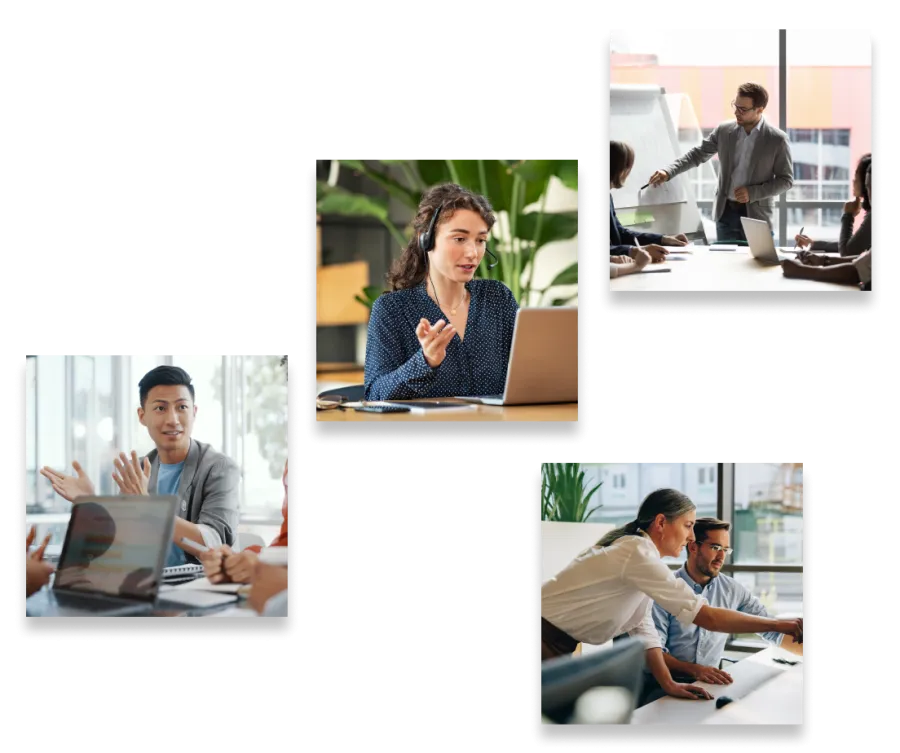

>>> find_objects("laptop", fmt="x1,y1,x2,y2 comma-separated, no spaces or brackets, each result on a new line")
456,307,577,406
741,216,798,265
27,495,237,616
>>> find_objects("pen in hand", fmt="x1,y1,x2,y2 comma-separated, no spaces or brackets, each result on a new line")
640,183,650,190
793,226,805,252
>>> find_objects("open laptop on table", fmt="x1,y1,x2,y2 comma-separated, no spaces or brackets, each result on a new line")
27,495,237,616
456,307,577,406
741,216,798,265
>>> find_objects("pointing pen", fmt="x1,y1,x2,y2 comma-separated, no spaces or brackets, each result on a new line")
181,537,210,554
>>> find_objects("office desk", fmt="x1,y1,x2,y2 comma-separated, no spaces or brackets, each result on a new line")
317,397,577,422
611,246,855,292
25,584,258,617
631,645,802,725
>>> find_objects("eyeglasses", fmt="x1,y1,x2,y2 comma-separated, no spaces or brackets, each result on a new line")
704,543,733,555
731,101,757,115
316,395,350,411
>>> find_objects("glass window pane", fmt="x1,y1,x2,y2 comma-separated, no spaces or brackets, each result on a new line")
26,357,37,509
590,464,717,562
731,572,803,645
733,463,803,565
36,356,67,512
240,356,288,518
173,356,225,453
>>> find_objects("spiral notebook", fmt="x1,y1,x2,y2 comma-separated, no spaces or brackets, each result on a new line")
162,564,205,583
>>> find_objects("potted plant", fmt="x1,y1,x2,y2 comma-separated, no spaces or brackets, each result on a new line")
316,159,578,308
540,463,612,583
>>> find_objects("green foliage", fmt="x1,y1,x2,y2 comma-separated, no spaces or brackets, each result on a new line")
541,463,603,522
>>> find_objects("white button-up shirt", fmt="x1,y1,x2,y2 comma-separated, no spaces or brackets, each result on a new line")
541,531,706,649
729,116,764,200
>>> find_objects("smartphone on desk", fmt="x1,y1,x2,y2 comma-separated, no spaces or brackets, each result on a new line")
354,404,411,414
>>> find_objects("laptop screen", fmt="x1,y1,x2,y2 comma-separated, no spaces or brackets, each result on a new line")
53,496,177,602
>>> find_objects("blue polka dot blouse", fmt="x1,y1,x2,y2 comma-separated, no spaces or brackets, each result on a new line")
364,279,519,400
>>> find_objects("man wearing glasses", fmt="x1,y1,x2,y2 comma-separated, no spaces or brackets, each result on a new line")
637,518,794,706
648,82,793,242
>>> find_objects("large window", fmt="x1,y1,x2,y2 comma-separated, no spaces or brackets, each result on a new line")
726,463,803,648
590,463,718,563
733,463,802,564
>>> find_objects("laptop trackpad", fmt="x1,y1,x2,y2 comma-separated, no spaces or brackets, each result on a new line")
456,395,504,406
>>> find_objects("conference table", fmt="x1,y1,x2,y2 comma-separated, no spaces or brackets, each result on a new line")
610,245,857,292
631,645,802,725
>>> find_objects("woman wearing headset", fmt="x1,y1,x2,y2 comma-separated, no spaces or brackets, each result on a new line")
364,183,519,401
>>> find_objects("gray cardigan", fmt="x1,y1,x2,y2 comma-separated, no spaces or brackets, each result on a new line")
147,438,240,554
812,212,871,257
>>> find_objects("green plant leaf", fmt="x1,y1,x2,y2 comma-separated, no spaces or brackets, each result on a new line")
354,285,386,309
557,160,578,190
338,161,420,208
316,183,390,222
336,157,366,172
550,294,579,307
548,262,578,288
416,160,453,187
515,211,578,250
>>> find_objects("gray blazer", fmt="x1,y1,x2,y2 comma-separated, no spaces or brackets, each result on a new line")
665,117,793,230
147,438,240,553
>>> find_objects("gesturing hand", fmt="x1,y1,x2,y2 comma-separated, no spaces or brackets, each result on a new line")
26,525,52,561
693,665,734,685
40,461,95,503
112,451,151,495
416,318,456,368
649,169,669,186
734,186,750,203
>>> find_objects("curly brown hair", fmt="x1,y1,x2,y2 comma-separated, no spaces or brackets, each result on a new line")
386,183,496,291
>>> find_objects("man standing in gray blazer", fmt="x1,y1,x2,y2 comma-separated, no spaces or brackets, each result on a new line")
648,82,793,242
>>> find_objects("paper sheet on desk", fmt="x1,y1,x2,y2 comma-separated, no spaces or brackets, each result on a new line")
161,577,245,594
204,606,259,617
632,660,784,724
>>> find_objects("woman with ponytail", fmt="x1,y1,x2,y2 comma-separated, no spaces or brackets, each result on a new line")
541,488,803,702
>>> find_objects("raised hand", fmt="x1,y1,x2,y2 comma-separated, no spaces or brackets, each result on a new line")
112,451,150,495
40,461,95,503
843,196,861,216
416,318,456,368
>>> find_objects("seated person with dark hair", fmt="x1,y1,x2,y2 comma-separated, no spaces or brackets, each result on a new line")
639,518,800,707
782,165,872,291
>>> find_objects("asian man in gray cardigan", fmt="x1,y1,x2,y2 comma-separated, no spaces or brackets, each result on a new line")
648,82,793,242
40,365,240,567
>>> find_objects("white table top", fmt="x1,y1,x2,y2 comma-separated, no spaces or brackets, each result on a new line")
631,645,802,725
611,245,855,292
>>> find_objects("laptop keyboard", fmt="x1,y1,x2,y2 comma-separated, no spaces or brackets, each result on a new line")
52,590,137,611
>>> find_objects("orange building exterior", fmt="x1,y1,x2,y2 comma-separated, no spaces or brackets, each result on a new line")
611,58,872,169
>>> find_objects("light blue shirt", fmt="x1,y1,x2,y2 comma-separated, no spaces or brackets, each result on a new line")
651,565,782,670
729,116,764,200
158,461,185,567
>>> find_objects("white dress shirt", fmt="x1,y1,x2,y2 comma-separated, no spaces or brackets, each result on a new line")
541,531,706,649
853,249,872,285
729,116,764,201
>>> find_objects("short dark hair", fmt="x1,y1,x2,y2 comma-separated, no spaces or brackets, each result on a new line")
693,517,731,545
855,153,872,212
737,82,768,110
139,365,195,407
610,141,635,189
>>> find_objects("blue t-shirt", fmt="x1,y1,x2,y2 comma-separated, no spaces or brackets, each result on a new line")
158,461,186,567
364,279,519,400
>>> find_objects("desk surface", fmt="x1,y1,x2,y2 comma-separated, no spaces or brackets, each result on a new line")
631,645,802,725
611,246,856,292
317,397,577,422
